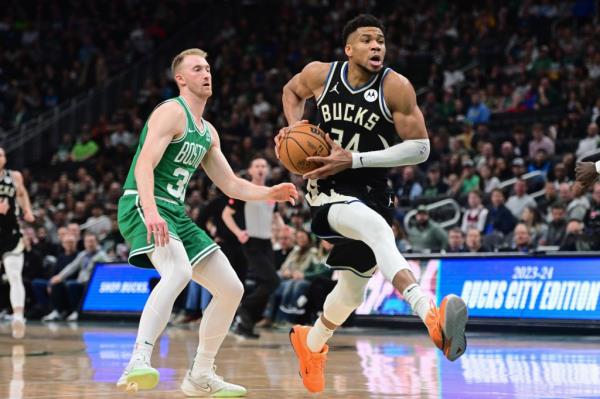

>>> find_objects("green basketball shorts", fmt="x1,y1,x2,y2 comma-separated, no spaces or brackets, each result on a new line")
117,190,219,268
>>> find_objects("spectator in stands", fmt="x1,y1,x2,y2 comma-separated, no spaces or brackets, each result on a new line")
408,205,448,253
445,228,467,253
109,122,135,149
540,203,567,247
575,122,599,158
41,233,110,322
465,228,490,253
396,166,423,206
528,123,555,160
459,159,481,196
422,164,449,199
500,141,516,164
495,158,512,181
551,163,570,184
272,229,317,325
560,182,590,221
273,225,296,270
559,220,588,251
484,188,517,236
474,142,494,169
465,93,490,125
478,164,500,194
461,190,488,233
70,131,99,163
528,149,552,178
503,223,534,253
303,240,335,324
520,206,548,247
31,233,79,316
52,134,75,165
512,127,529,160
82,203,111,239
537,181,559,220
506,179,536,219
511,157,527,178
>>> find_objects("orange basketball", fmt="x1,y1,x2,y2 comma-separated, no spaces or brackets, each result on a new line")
278,123,331,175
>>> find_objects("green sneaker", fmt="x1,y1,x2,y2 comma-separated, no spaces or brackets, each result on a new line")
116,354,159,392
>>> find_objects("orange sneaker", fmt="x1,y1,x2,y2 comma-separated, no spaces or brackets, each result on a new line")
289,325,328,393
425,294,468,361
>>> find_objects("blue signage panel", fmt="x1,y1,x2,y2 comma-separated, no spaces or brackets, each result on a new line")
81,262,160,313
356,255,600,321
438,256,600,320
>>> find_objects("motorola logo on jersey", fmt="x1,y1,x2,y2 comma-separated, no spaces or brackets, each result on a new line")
364,89,378,102
320,103,381,131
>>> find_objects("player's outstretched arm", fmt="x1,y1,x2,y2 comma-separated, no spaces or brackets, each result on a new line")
203,123,298,204
276,62,330,158
135,101,183,246
12,170,34,223
305,72,430,179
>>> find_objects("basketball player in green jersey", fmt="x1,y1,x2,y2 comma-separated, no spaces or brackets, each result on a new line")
116,48,298,397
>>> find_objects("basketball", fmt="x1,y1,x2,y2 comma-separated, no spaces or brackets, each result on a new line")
278,123,331,175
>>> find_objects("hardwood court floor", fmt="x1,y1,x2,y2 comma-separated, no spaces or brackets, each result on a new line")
1,321,600,398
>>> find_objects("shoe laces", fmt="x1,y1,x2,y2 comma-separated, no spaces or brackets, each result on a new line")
306,352,327,375
129,352,151,369
193,365,224,382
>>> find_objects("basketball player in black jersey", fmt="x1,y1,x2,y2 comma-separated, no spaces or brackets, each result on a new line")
275,15,468,393
0,147,35,339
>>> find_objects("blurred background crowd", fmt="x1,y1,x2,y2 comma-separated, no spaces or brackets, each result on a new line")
1,0,599,328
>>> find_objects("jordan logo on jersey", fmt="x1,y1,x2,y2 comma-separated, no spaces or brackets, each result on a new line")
364,89,378,102
329,82,340,94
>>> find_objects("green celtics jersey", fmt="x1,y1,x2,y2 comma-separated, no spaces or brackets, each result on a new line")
123,96,212,206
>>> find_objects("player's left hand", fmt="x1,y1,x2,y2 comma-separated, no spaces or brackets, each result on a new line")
269,183,299,205
23,210,35,223
303,134,352,179
575,162,598,192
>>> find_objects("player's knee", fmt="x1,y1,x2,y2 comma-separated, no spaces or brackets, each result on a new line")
5,268,21,284
345,288,366,309
231,279,244,303
170,267,193,288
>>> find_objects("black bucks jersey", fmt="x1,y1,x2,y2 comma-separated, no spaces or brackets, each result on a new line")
307,61,400,276
0,169,21,253
307,61,398,206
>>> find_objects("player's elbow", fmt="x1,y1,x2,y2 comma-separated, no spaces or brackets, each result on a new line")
411,138,430,165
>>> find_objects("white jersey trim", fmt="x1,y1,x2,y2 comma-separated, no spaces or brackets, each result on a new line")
378,68,393,123
340,62,378,94
316,62,337,106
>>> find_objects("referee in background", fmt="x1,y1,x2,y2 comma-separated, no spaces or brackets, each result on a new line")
222,156,283,338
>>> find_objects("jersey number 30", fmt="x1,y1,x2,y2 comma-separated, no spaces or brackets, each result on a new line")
167,168,191,201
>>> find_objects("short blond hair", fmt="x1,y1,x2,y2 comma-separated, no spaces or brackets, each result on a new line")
171,48,208,76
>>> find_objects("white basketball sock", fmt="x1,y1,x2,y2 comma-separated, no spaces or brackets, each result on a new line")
403,283,431,321
307,317,334,353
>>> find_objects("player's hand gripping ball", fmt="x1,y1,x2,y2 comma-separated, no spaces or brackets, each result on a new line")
277,123,331,175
